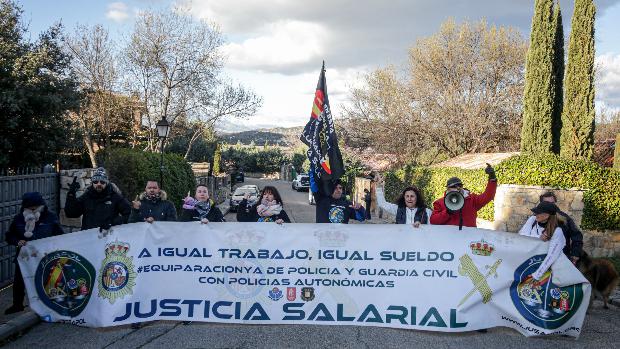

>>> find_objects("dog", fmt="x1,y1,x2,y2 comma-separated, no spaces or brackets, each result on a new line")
576,251,619,309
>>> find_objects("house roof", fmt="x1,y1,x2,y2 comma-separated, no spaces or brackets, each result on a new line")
431,152,520,169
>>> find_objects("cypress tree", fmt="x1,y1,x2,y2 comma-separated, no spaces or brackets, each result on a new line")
550,1,564,154
561,0,596,159
521,0,556,154
213,143,221,174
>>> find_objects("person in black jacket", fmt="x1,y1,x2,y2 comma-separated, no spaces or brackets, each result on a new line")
363,188,372,220
179,184,225,223
237,186,291,223
539,191,584,264
5,192,64,314
315,180,365,224
129,180,177,223
64,167,131,232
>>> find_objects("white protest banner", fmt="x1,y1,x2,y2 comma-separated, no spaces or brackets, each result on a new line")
18,222,590,337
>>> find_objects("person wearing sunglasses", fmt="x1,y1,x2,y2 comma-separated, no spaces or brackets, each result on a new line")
65,167,131,232
430,163,497,228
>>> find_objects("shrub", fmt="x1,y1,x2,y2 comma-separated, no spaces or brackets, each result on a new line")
221,147,288,173
384,154,620,230
99,148,196,210
384,166,493,221
495,154,620,230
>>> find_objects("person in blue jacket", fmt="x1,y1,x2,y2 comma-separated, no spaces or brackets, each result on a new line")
4,192,64,314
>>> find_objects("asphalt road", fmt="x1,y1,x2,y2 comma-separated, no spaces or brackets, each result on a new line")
225,178,315,223
5,179,620,348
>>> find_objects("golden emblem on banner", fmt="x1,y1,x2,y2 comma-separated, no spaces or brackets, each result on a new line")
458,254,502,307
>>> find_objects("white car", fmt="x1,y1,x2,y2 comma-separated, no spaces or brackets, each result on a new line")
292,174,310,191
229,185,260,211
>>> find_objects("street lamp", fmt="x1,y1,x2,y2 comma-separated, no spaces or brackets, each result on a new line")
156,118,170,189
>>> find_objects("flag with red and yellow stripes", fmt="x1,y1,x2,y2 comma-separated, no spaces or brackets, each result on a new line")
300,61,344,197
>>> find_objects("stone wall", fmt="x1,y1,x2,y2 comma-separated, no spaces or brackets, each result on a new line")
353,177,378,215
583,230,620,258
490,184,620,257
493,184,585,233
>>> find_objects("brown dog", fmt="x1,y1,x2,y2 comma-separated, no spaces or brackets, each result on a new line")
576,251,619,309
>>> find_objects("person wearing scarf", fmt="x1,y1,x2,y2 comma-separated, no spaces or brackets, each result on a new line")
129,180,177,223
4,192,64,314
179,185,225,223
237,186,291,224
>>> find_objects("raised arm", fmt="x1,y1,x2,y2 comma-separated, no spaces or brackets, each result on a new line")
375,186,398,217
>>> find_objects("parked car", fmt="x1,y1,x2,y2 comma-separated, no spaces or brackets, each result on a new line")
235,170,245,183
229,185,259,212
292,174,310,191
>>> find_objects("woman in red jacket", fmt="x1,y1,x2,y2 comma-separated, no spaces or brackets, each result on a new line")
430,164,497,228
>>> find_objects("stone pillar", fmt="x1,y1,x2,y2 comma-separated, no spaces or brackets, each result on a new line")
493,184,585,233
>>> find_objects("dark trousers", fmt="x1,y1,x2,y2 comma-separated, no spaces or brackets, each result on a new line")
365,201,372,220
12,263,25,307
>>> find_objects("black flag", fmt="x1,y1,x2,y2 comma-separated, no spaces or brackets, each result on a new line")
300,62,344,197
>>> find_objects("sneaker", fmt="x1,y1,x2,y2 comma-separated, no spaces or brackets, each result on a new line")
182,321,192,325
4,305,25,315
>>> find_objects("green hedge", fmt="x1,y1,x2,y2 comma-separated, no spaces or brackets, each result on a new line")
384,166,494,221
495,154,620,230
384,154,620,230
99,148,196,210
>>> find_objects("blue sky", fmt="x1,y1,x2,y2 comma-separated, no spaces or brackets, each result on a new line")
17,0,620,129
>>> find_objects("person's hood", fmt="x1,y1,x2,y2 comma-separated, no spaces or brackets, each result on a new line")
138,190,168,201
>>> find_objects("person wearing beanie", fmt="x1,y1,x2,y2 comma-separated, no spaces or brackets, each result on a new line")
4,192,64,314
315,180,365,224
129,180,177,223
518,201,567,282
429,163,497,228
64,167,131,231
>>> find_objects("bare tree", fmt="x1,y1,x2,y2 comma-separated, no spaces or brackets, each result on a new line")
184,82,262,159
341,66,428,165
65,24,138,167
342,20,527,164
409,20,527,156
124,9,226,151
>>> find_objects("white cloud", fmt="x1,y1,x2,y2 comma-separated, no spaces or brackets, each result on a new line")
222,20,328,74
176,0,620,128
596,53,620,110
106,2,130,23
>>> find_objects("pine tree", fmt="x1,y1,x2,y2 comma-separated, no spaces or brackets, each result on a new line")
561,0,596,159
550,1,564,154
521,0,556,154
212,143,221,175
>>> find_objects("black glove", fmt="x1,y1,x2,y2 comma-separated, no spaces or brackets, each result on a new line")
99,222,112,232
68,177,80,195
485,163,496,181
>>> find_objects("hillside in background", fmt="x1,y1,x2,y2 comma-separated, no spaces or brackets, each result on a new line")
220,126,304,147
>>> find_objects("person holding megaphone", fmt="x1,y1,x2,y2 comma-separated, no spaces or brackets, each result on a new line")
430,163,497,229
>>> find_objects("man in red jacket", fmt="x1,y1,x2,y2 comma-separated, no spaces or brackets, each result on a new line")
430,164,497,228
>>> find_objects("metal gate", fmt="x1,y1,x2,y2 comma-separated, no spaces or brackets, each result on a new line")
0,172,59,288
